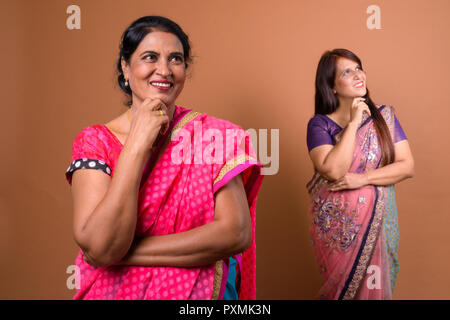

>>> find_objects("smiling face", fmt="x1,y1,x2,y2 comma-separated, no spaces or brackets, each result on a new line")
121,31,186,108
333,57,367,99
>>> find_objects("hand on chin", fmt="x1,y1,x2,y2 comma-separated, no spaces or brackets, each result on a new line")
139,93,171,107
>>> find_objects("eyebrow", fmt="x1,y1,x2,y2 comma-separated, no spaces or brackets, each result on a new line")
139,50,184,56
342,64,361,70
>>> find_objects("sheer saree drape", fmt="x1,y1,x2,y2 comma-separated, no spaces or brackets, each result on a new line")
307,106,399,300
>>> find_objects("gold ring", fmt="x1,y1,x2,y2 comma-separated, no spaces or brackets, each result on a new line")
157,110,164,117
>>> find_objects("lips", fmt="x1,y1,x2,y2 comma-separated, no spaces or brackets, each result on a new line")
149,80,173,90
354,81,365,89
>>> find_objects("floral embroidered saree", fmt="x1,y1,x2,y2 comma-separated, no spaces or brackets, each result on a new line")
66,106,263,300
307,105,400,300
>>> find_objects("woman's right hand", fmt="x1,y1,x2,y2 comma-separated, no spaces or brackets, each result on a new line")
349,97,371,126
126,98,170,153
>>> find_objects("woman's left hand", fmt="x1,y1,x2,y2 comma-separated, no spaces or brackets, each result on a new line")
327,173,369,191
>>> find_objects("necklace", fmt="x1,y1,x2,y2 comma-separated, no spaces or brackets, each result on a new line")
126,109,131,123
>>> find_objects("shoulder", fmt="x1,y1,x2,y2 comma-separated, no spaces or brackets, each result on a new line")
376,105,402,133
67,124,117,170
307,114,336,138
72,124,112,150
306,114,341,140
307,114,328,126
74,124,107,141
377,104,396,114
306,114,337,151
376,104,397,120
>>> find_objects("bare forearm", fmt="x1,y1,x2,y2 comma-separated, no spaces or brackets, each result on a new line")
118,221,247,267
364,159,414,186
79,145,149,265
322,122,359,180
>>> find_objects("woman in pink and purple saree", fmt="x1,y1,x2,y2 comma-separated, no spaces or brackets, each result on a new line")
306,49,414,300
65,16,263,300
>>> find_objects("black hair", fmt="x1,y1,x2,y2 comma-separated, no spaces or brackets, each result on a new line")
116,16,192,105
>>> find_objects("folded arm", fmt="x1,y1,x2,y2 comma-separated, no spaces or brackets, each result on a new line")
365,140,414,185
71,145,149,267
328,140,414,191
117,174,252,267
309,121,359,181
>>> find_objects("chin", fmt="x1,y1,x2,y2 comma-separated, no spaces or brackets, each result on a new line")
350,90,366,98
156,96,175,107
146,92,174,105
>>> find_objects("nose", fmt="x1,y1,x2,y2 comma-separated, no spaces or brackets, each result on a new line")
353,69,365,80
156,59,172,77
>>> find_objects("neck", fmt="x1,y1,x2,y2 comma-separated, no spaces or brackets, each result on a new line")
334,96,353,123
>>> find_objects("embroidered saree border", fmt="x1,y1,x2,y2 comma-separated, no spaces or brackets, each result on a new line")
384,185,400,293
339,186,386,300
146,110,202,176
169,111,247,300
168,112,254,300
338,107,393,299
211,260,223,300
381,106,399,293
213,154,258,186
139,110,202,190
170,111,202,138
162,110,202,154
170,111,241,300
359,105,387,129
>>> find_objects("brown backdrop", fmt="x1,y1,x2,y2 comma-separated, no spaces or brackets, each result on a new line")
1,0,449,299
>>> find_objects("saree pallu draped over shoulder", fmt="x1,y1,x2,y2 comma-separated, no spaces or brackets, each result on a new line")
70,106,263,300
307,106,399,300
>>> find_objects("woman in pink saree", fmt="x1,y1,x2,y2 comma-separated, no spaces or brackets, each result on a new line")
65,16,263,300
306,49,414,299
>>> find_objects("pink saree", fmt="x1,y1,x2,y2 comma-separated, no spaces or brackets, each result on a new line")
307,106,398,300
66,106,263,300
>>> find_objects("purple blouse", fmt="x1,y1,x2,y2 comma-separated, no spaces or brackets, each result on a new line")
307,111,407,152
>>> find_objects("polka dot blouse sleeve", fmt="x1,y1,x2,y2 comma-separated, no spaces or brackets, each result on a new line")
65,126,112,185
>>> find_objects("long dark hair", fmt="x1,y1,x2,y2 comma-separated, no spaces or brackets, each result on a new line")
314,48,395,166
116,16,192,105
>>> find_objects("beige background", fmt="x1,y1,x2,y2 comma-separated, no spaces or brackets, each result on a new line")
1,0,449,299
